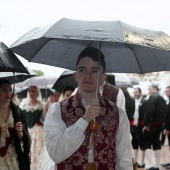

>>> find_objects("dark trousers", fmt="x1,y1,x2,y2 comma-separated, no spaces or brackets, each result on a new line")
131,125,144,150
143,125,162,150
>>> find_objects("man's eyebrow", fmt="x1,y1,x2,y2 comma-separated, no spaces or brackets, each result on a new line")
78,67,98,69
78,66,86,69
91,67,98,69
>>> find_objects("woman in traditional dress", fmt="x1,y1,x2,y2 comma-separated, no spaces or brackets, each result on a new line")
19,86,45,170
0,79,30,170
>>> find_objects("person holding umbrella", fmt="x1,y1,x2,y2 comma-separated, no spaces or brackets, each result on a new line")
44,47,132,170
0,79,30,170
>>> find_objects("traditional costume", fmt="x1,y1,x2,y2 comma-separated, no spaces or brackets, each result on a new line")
143,92,166,169
19,87,45,170
0,101,30,170
44,92,132,170
130,96,146,168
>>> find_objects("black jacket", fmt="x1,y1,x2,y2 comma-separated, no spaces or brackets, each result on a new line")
138,97,146,122
125,96,135,120
165,100,170,130
144,93,166,126
10,101,31,170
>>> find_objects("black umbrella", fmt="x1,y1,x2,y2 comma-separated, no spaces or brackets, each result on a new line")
52,70,132,92
0,68,37,83
10,18,170,74
0,42,28,73
106,73,132,86
52,70,77,93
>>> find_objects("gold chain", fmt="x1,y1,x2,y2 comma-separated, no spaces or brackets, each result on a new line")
0,119,8,132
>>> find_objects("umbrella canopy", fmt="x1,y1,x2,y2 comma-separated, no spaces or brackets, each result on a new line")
0,42,29,73
52,70,77,93
0,68,37,83
15,86,54,99
107,73,132,87
16,75,58,88
129,77,139,86
10,18,170,74
52,69,132,91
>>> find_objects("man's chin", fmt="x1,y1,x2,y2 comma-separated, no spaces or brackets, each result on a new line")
83,88,96,93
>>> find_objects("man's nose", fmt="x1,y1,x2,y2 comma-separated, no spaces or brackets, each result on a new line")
85,71,92,78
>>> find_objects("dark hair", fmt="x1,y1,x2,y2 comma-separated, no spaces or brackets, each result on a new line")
63,86,74,95
0,79,13,98
76,47,106,72
150,84,159,91
134,87,142,93
166,86,170,89
0,78,11,86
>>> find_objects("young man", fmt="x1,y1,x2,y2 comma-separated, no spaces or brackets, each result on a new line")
44,47,132,170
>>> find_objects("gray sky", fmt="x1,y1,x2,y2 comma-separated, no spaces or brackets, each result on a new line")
0,0,170,75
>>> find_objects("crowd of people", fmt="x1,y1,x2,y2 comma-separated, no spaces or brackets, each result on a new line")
123,85,170,170
0,47,170,170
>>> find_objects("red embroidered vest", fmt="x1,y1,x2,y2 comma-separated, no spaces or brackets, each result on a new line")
102,83,119,103
57,92,119,170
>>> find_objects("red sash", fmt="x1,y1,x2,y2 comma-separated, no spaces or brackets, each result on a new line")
0,127,15,156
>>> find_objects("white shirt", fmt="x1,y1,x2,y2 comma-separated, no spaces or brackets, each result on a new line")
134,96,142,119
44,102,133,170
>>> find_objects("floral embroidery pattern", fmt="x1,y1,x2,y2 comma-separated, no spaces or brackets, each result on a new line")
58,93,119,170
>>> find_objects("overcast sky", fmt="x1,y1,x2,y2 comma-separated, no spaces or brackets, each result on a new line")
0,0,170,76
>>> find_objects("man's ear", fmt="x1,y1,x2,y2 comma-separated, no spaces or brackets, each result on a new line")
73,72,78,82
102,73,107,83
100,73,107,86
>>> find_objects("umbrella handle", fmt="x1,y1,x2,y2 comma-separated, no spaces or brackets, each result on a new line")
95,42,101,101
11,72,16,99
90,121,98,131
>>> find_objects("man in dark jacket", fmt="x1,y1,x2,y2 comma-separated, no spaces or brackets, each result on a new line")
143,84,166,170
131,87,146,168
161,86,170,169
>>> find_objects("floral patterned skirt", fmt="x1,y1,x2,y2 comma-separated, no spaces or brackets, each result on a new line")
0,145,19,170
28,124,44,170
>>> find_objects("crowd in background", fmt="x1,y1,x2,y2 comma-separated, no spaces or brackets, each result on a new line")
1,75,170,170
121,84,170,170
